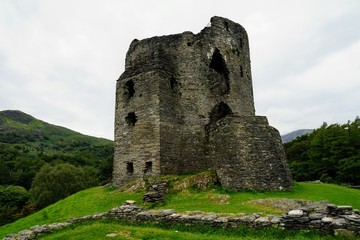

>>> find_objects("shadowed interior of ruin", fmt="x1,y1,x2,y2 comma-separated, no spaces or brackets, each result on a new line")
208,48,230,96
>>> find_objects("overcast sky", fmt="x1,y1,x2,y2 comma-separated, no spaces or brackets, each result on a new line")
1,0,359,140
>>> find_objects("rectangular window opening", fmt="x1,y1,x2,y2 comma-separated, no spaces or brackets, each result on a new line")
126,162,134,175
144,161,153,173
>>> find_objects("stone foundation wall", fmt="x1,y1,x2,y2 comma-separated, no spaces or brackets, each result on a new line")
5,202,359,239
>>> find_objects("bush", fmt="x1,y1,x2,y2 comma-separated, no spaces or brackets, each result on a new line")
0,185,31,225
31,163,98,209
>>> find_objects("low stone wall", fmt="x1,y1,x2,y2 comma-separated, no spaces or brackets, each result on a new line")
3,202,359,239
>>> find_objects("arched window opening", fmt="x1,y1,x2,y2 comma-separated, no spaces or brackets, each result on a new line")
240,66,244,77
125,112,137,126
124,80,135,99
208,49,230,96
210,49,229,78
205,102,233,138
208,102,233,125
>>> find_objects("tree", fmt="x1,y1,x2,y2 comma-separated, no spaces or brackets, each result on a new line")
284,117,360,185
31,163,98,209
336,156,360,184
0,185,32,225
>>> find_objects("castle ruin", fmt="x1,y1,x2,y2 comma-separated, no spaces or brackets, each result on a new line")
113,16,292,191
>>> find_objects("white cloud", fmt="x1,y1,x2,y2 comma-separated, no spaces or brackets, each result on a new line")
0,0,360,139
259,40,360,134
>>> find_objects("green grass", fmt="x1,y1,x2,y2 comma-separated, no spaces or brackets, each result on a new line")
160,182,360,214
39,220,348,240
0,187,143,238
1,182,359,239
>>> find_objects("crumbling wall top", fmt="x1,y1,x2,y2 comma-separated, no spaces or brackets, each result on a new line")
119,16,250,81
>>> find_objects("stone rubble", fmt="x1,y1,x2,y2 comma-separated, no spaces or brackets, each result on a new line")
142,181,169,203
3,201,359,239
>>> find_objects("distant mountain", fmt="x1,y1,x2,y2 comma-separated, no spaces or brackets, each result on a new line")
281,129,313,143
0,110,109,143
0,110,34,124
0,110,114,189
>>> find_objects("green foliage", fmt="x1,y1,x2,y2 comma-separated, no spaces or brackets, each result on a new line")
0,185,32,225
31,164,98,209
0,110,114,189
284,117,360,185
0,110,114,224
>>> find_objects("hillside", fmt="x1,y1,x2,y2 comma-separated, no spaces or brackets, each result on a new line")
0,110,114,189
1,180,360,239
281,129,313,143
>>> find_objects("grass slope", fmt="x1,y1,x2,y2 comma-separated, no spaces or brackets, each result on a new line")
0,187,143,238
1,182,359,239
164,182,360,214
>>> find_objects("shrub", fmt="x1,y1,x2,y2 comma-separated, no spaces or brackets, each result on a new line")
31,163,98,209
0,185,31,225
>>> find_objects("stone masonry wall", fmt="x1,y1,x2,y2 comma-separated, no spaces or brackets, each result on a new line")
208,116,293,191
113,70,161,185
113,16,292,190
5,202,359,239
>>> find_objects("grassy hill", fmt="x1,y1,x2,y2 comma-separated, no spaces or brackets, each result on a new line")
1,181,359,239
0,110,114,189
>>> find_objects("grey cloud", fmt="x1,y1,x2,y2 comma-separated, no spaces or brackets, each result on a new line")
1,0,359,139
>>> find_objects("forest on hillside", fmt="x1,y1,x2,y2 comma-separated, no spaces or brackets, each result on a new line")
0,110,114,225
284,117,360,186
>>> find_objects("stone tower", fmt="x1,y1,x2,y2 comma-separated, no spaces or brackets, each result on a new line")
113,16,292,190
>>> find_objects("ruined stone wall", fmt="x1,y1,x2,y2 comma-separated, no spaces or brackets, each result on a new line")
113,16,292,190
113,67,162,185
157,18,256,174
208,116,293,191
6,202,359,239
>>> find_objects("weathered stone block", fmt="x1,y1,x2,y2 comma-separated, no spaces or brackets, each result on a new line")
321,217,334,224
288,210,305,217
309,213,326,220
334,218,347,227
